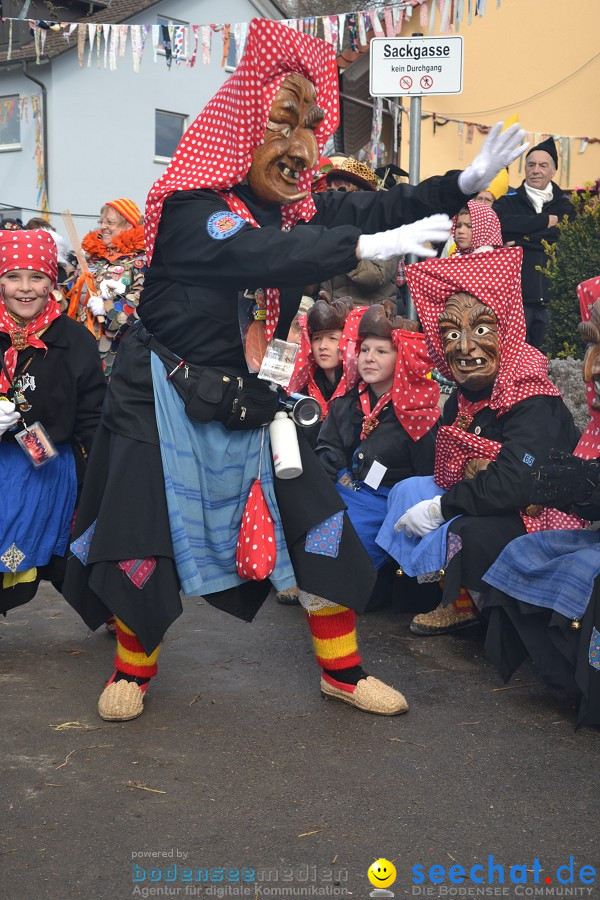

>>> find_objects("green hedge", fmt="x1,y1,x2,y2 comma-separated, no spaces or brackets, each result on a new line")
542,188,600,358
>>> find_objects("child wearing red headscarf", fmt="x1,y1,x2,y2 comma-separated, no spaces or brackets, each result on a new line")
317,305,439,571
0,230,105,615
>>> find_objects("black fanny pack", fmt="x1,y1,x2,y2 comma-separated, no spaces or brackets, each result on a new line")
137,325,279,430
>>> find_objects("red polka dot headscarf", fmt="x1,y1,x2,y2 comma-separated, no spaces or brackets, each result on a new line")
451,200,503,254
405,248,560,417
355,307,440,440
287,304,362,417
0,228,58,284
575,275,600,459
144,18,340,264
0,229,61,394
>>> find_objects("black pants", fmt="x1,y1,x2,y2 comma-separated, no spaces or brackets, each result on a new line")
524,304,548,350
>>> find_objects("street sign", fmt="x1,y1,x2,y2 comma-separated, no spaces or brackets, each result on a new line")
369,35,464,96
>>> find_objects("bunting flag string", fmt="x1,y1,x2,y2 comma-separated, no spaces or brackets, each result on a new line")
0,91,597,159
0,0,509,71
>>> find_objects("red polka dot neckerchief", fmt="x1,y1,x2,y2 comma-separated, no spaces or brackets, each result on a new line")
215,189,281,343
453,391,492,431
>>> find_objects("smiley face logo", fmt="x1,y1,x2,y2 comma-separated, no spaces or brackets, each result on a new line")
368,859,397,889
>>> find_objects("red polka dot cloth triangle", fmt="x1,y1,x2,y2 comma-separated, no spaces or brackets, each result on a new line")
144,18,340,344
434,425,587,533
236,429,277,581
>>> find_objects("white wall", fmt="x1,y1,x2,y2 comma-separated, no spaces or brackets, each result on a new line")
0,0,269,241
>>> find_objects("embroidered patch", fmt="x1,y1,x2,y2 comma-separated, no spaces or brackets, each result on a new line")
589,626,600,671
207,211,246,240
1,543,25,573
70,521,97,566
118,557,157,589
305,511,344,559
522,453,536,467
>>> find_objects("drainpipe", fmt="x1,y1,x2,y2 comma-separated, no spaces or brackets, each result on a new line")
22,61,49,211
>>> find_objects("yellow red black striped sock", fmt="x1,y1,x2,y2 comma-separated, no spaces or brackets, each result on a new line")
114,618,160,679
305,605,361,672
452,587,474,614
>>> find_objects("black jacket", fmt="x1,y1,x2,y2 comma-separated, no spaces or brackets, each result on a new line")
316,385,437,488
0,315,106,481
493,182,575,305
139,173,468,369
440,389,580,521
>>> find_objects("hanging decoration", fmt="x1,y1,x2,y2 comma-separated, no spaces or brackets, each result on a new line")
1,0,515,74
30,95,48,216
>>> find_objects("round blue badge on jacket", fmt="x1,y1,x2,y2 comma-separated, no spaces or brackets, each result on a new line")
207,211,246,240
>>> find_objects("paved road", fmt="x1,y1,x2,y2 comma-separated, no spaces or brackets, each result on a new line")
1,585,598,899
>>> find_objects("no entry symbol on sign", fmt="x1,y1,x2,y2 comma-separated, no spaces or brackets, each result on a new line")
420,75,434,90
399,75,413,91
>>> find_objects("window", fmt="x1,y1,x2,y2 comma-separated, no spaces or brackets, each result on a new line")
225,36,237,72
0,95,21,151
154,109,187,162
156,15,189,59
0,207,23,224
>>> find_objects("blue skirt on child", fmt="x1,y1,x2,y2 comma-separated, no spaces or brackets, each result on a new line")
0,443,77,573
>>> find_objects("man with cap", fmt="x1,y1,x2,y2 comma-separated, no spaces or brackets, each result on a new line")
493,137,575,349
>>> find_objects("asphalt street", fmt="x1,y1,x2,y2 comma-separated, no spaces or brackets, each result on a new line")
1,583,598,899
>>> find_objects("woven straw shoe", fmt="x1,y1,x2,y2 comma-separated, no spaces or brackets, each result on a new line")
98,679,146,721
320,675,408,715
410,602,478,636
276,585,300,605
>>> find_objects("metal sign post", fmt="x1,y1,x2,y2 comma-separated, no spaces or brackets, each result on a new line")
406,93,422,319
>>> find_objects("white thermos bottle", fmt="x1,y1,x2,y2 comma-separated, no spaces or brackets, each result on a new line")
269,412,303,479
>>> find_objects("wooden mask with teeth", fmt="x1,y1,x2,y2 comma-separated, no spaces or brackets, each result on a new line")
439,291,500,391
246,74,325,206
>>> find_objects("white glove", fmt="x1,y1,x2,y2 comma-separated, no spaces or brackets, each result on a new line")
86,294,105,317
458,121,529,195
394,495,444,538
0,399,21,436
357,214,452,261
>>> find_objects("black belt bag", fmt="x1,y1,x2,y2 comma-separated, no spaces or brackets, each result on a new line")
137,325,280,430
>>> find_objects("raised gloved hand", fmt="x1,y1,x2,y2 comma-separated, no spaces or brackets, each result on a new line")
458,122,529,195
530,449,600,510
357,214,452,262
394,495,444,538
87,294,105,318
0,399,21,436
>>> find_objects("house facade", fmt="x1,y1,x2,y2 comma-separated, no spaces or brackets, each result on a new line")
0,0,282,236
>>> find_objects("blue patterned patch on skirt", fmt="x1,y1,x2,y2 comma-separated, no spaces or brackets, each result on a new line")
70,521,97,566
150,352,295,597
589,627,600,671
305,510,344,559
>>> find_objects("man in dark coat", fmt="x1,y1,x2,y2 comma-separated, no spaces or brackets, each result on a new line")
493,137,575,348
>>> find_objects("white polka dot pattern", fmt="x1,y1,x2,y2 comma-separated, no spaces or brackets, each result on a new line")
144,17,340,271
0,228,58,283
236,477,277,580
575,275,600,460
451,200,503,253
405,248,561,417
